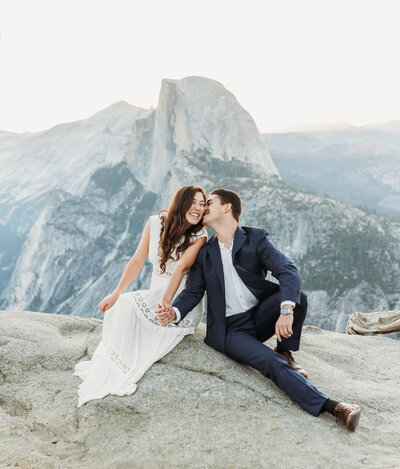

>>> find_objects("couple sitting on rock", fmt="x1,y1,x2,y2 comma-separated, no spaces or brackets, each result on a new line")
73,185,361,431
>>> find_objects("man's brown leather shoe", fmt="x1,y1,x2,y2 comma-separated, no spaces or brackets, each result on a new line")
274,347,308,378
334,402,361,431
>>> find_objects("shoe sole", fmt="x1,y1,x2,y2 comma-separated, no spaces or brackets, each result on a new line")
348,408,361,431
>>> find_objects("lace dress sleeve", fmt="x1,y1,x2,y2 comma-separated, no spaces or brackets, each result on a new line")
191,227,208,242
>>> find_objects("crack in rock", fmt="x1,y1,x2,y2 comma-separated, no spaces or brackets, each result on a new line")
158,362,274,402
75,345,89,362
58,321,99,337
50,389,62,403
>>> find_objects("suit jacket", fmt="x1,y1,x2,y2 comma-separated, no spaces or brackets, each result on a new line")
173,225,303,353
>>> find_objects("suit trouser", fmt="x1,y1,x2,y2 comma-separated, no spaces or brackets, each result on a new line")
223,301,328,416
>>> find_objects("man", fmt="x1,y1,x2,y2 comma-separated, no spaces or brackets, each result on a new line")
156,188,361,431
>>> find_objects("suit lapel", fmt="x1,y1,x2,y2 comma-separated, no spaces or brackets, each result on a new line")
231,227,280,301
208,227,246,291
232,226,252,291
208,236,225,292
232,226,247,257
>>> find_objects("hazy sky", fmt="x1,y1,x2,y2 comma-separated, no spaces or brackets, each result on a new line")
1,0,399,134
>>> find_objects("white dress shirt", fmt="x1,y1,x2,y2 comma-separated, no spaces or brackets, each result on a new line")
218,239,259,316
173,238,295,322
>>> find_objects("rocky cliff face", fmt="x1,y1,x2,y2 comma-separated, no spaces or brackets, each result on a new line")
0,163,156,316
1,76,400,332
0,101,152,294
1,310,399,468
128,76,279,197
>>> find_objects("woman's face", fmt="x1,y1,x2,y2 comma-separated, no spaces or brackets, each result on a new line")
185,191,206,225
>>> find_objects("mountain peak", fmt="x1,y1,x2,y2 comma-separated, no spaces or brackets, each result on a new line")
128,76,279,194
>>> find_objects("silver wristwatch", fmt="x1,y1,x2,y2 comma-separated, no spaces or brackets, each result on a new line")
280,306,293,315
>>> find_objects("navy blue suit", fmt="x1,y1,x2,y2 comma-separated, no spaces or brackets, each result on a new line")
173,225,328,416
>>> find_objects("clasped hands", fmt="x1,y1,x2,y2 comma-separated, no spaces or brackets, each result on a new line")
155,298,177,326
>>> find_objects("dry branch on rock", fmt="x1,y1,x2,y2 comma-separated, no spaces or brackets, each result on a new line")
346,309,400,335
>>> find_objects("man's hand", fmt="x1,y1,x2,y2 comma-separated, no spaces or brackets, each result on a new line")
275,310,294,342
155,300,177,326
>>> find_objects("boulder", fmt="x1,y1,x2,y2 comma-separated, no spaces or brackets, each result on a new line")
1,310,399,468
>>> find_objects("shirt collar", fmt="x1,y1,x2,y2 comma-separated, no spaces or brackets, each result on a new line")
218,239,234,252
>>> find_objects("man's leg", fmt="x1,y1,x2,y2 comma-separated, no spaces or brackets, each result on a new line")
224,311,328,417
254,290,308,352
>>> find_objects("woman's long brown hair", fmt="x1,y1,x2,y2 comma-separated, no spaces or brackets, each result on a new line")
158,185,206,273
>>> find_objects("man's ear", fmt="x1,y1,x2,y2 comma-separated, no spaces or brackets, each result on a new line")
224,203,232,213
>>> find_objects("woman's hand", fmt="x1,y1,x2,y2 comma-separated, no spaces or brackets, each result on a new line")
157,298,172,313
155,298,176,326
98,291,120,314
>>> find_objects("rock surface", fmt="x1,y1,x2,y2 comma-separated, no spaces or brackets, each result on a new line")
1,310,400,468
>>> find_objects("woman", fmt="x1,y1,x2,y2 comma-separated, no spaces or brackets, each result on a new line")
73,185,207,407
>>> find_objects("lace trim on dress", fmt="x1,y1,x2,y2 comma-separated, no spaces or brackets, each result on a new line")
103,343,148,386
152,267,189,279
104,343,129,375
128,291,196,334
153,267,172,277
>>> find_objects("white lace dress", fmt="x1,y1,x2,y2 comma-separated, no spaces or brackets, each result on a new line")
73,215,207,407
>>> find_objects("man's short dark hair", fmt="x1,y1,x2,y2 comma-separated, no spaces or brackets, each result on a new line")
210,188,242,222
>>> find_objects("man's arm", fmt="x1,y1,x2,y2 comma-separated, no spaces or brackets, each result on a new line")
256,230,302,306
256,230,302,342
171,251,206,322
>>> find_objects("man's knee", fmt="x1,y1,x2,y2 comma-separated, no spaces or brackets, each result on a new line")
296,291,308,319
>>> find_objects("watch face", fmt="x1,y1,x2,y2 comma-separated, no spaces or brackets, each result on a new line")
281,306,291,314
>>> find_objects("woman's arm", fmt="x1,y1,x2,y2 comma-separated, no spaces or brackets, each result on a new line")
158,236,207,308
98,219,150,313
114,218,151,294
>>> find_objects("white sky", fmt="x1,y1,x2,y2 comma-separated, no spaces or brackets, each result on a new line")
0,0,399,134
